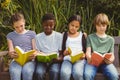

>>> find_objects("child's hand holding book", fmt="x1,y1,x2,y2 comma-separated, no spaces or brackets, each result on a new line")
9,51,18,58
14,46,36,66
63,47,72,56
63,50,70,56
104,53,113,64
80,53,85,60
65,47,84,63
28,51,38,60
90,51,113,67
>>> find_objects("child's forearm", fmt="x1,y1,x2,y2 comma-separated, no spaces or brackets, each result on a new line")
85,47,92,63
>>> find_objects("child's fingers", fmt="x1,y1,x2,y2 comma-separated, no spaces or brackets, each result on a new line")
104,58,112,64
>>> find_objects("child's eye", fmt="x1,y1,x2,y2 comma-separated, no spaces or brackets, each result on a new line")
71,24,74,27
20,25,24,27
75,26,79,28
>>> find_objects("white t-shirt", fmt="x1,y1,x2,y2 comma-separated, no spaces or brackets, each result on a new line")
35,31,62,55
64,31,83,61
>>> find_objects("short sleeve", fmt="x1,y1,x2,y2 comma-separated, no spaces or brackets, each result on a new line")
86,36,91,48
109,37,114,53
30,31,36,39
58,33,63,51
35,34,41,51
6,32,13,40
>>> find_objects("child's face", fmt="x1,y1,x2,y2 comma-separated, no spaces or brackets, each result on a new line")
68,20,80,34
13,19,25,33
42,20,55,35
96,23,107,34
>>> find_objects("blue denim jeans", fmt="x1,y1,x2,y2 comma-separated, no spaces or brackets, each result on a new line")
84,62,119,80
35,62,61,80
60,59,85,80
9,60,35,80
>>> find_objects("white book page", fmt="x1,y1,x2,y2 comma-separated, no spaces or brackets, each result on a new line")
15,46,25,54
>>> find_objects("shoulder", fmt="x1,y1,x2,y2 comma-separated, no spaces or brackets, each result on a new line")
81,31,87,38
26,30,36,38
53,31,63,40
107,35,114,42
53,31,62,37
88,33,96,38
54,31,62,36
27,30,36,35
86,33,97,41
36,32,44,38
6,31,16,38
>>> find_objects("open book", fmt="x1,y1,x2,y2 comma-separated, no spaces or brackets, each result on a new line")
90,51,112,67
14,46,35,66
68,47,84,63
36,52,57,63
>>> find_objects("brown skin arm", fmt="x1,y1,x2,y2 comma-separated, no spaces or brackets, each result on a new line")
83,32,87,38
80,53,85,60
63,50,70,56
52,50,64,63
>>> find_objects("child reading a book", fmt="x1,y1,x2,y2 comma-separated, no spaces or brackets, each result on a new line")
35,13,63,80
6,12,37,80
84,13,119,80
60,14,86,80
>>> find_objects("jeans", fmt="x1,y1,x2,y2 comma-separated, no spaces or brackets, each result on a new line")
60,59,85,80
9,60,35,80
35,62,61,80
84,62,119,80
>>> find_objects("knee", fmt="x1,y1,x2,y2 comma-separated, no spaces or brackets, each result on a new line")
107,72,119,80
60,69,71,77
22,66,35,75
50,68,59,74
36,68,46,76
22,68,34,76
73,71,83,78
84,71,94,79
112,74,119,79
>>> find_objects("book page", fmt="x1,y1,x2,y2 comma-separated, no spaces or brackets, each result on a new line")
47,52,57,56
93,51,103,57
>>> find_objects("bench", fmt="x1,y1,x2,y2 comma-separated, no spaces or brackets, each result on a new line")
0,36,120,80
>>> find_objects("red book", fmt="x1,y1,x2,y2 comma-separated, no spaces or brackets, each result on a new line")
90,51,112,67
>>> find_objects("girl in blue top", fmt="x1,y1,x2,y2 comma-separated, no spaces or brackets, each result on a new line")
7,12,37,80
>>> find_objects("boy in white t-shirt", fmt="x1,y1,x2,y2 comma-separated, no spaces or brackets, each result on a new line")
35,13,63,80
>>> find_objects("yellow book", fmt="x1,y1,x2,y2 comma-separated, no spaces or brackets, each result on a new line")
36,52,57,63
68,47,84,63
14,46,35,66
